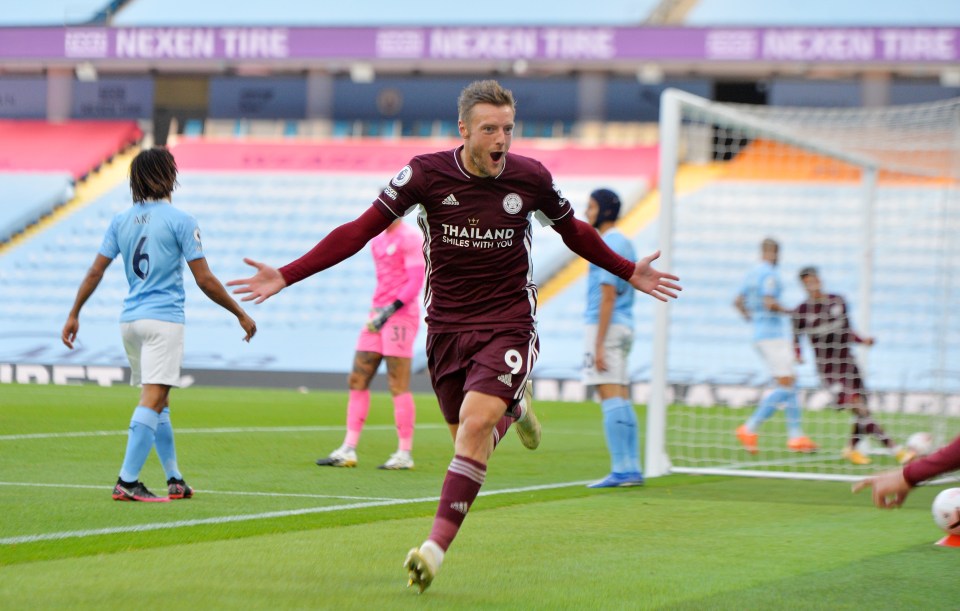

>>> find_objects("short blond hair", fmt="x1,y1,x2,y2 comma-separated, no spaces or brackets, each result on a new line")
457,80,516,123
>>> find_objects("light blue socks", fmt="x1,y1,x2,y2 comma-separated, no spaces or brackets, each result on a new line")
601,398,642,475
746,386,803,438
119,406,159,483
783,390,803,439
746,387,786,431
155,407,182,481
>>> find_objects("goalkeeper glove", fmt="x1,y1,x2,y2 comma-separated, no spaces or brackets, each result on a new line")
366,300,403,332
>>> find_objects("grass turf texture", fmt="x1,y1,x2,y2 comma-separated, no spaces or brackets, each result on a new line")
1,384,957,609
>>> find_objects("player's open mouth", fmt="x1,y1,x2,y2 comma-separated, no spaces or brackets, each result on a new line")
490,152,504,163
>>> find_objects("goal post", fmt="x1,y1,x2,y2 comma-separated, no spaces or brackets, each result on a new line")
648,89,960,480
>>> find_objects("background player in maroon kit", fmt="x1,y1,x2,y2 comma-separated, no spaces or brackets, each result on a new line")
227,80,681,593
793,267,912,465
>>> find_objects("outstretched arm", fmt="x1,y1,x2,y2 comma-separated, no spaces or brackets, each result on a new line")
62,254,113,349
853,433,960,508
552,216,681,301
188,258,257,341
228,205,393,304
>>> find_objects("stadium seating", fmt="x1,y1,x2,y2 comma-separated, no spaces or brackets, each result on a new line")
537,180,960,393
0,173,74,242
0,120,141,179
112,0,662,25
0,2,107,25
0,139,654,374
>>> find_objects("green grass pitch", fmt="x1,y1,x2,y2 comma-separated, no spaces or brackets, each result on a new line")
1,383,957,609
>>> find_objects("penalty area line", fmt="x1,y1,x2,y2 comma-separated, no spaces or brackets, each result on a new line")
0,481,400,502
0,424,447,442
0,479,593,545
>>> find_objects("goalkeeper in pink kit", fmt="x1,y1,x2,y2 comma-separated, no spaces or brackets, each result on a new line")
316,218,425,470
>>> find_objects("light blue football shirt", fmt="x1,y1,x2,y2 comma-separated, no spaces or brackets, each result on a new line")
584,228,635,327
98,201,204,323
738,261,785,341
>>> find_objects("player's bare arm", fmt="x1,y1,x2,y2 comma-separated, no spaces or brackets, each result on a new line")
763,295,789,313
733,294,750,320
62,254,113,349
188,258,257,341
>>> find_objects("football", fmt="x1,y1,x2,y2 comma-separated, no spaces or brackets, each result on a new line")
932,488,960,535
906,431,935,456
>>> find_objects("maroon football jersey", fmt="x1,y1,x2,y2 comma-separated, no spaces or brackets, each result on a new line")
374,146,573,332
793,294,858,368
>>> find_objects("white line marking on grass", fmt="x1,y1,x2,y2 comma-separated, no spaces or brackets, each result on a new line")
0,482,398,502
0,424,447,442
0,479,593,545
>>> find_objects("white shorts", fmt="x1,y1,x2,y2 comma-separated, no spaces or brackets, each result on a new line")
582,323,633,387
120,319,184,387
755,338,795,379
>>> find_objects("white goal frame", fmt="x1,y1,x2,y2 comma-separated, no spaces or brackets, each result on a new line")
647,89,960,480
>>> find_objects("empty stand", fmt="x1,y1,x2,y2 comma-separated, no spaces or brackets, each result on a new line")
0,173,74,242
0,140,655,374
537,181,960,393
0,120,141,178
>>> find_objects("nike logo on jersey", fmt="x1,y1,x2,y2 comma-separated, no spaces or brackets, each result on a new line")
441,194,460,206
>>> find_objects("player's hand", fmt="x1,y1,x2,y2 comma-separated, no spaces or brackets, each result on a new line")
864,337,876,347
852,468,912,509
366,300,402,332
61,316,79,349
227,258,287,304
238,311,257,342
594,345,608,372
628,250,681,302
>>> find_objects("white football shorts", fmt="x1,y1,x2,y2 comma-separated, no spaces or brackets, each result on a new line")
120,319,185,387
755,337,795,379
582,323,633,387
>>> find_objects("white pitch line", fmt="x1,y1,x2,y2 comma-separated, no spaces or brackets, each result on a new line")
0,480,593,545
0,424,446,442
0,482,398,502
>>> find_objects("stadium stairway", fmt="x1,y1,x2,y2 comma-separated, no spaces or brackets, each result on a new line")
535,164,723,380
0,148,140,256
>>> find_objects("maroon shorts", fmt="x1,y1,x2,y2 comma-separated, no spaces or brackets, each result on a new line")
427,327,539,424
821,359,865,406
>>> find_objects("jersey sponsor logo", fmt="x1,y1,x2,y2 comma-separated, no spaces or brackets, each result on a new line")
383,186,399,200
441,194,460,206
391,164,413,187
502,193,523,214
440,222,515,249
498,373,513,386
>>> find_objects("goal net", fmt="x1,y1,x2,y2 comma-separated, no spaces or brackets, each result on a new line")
647,90,960,481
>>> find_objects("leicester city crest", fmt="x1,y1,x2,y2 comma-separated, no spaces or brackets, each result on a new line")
502,193,523,214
